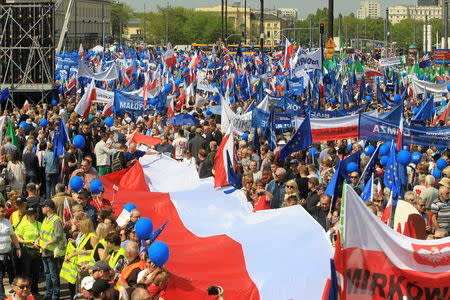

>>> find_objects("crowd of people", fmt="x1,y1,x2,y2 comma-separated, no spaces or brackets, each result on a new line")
0,42,448,299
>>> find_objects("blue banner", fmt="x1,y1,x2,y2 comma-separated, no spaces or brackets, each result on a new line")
114,90,156,116
358,113,450,147
275,97,305,116
275,113,292,128
55,55,80,71
251,107,270,129
309,108,346,118
288,77,304,96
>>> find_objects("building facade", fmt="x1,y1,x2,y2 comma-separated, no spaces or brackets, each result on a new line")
418,0,439,6
195,4,295,45
388,5,442,24
357,0,381,19
55,0,113,50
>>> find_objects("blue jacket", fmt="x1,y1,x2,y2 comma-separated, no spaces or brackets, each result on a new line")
42,151,61,174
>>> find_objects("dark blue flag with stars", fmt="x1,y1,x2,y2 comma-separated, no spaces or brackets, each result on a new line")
383,145,401,201
280,115,312,161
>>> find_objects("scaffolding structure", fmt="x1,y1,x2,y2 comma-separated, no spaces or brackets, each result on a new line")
0,2,55,105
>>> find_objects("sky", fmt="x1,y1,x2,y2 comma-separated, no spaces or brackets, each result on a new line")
123,0,418,19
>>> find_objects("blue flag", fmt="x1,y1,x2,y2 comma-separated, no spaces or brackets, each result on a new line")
341,150,361,182
280,115,312,161
324,162,341,203
413,96,434,121
0,88,12,104
265,111,277,150
363,144,380,185
149,221,168,243
53,117,68,160
383,145,401,201
226,150,242,189
360,174,373,202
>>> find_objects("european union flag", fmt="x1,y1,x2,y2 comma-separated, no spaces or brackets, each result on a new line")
363,144,380,184
149,221,168,243
53,117,68,160
226,150,242,189
280,115,312,161
413,95,434,121
383,145,401,200
360,174,373,202
0,88,12,104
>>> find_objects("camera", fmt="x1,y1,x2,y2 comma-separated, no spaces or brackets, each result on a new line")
207,285,219,295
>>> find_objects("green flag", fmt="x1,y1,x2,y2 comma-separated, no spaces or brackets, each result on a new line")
354,60,364,74
323,58,331,71
414,62,420,75
5,121,19,149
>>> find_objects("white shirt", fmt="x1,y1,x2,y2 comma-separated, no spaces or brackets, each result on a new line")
172,137,187,160
0,219,13,254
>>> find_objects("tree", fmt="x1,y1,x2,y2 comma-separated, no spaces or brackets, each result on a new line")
111,2,133,42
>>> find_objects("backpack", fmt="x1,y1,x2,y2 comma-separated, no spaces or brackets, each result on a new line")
111,152,124,172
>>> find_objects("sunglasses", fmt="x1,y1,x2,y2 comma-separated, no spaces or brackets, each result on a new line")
16,285,30,290
350,176,358,179
286,185,295,188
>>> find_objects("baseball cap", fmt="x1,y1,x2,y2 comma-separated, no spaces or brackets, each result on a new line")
439,177,450,189
290,160,299,165
91,279,110,295
40,199,55,209
89,260,111,272
26,207,37,215
16,197,26,205
81,276,95,291
277,140,286,145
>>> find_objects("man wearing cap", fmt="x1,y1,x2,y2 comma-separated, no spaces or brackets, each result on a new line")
35,199,63,300
92,278,118,300
15,207,41,297
0,205,21,299
74,276,94,299
90,261,112,281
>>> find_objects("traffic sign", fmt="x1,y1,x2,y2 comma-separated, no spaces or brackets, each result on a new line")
325,38,336,49
376,42,383,48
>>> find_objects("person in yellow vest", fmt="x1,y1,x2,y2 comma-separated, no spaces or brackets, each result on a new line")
34,199,63,300
89,223,109,267
9,197,27,279
102,232,126,281
9,197,27,230
115,241,146,295
15,207,41,297
74,218,98,290
6,275,35,300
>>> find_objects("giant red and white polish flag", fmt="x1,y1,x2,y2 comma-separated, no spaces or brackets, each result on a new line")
336,186,450,300
102,154,333,299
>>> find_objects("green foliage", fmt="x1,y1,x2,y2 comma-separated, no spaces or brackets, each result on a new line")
140,7,236,45
111,2,133,41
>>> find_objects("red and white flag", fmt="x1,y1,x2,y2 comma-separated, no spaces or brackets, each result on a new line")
78,43,86,60
335,185,450,300
22,100,30,110
167,96,175,119
63,197,72,225
164,42,177,68
284,38,295,70
74,79,96,119
102,155,332,299
396,113,404,152
143,72,149,107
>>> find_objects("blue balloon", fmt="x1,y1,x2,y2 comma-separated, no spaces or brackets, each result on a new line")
394,94,401,104
420,74,425,80
19,121,28,131
205,107,212,115
175,79,181,87
148,241,170,267
229,96,235,104
380,155,389,166
365,96,372,103
365,145,375,156
403,145,410,152
123,203,137,212
150,98,157,106
447,83,450,92
73,135,85,149
242,133,249,141
40,119,48,128
111,106,115,113
330,97,336,104
90,179,103,194
164,83,172,94
380,144,390,156
436,158,447,170
398,150,411,165
426,75,430,80
347,162,358,173
411,152,422,165
385,93,390,98
51,99,58,106
402,72,406,77
105,116,114,127
309,148,319,157
135,217,153,240
347,143,353,152
433,168,442,179
70,176,84,192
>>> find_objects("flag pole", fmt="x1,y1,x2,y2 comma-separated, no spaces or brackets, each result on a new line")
357,142,381,187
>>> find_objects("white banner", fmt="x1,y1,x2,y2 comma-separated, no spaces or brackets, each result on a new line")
196,70,219,93
221,96,268,135
378,56,406,67
411,77,450,94
92,88,114,104
290,48,322,75
78,61,119,81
